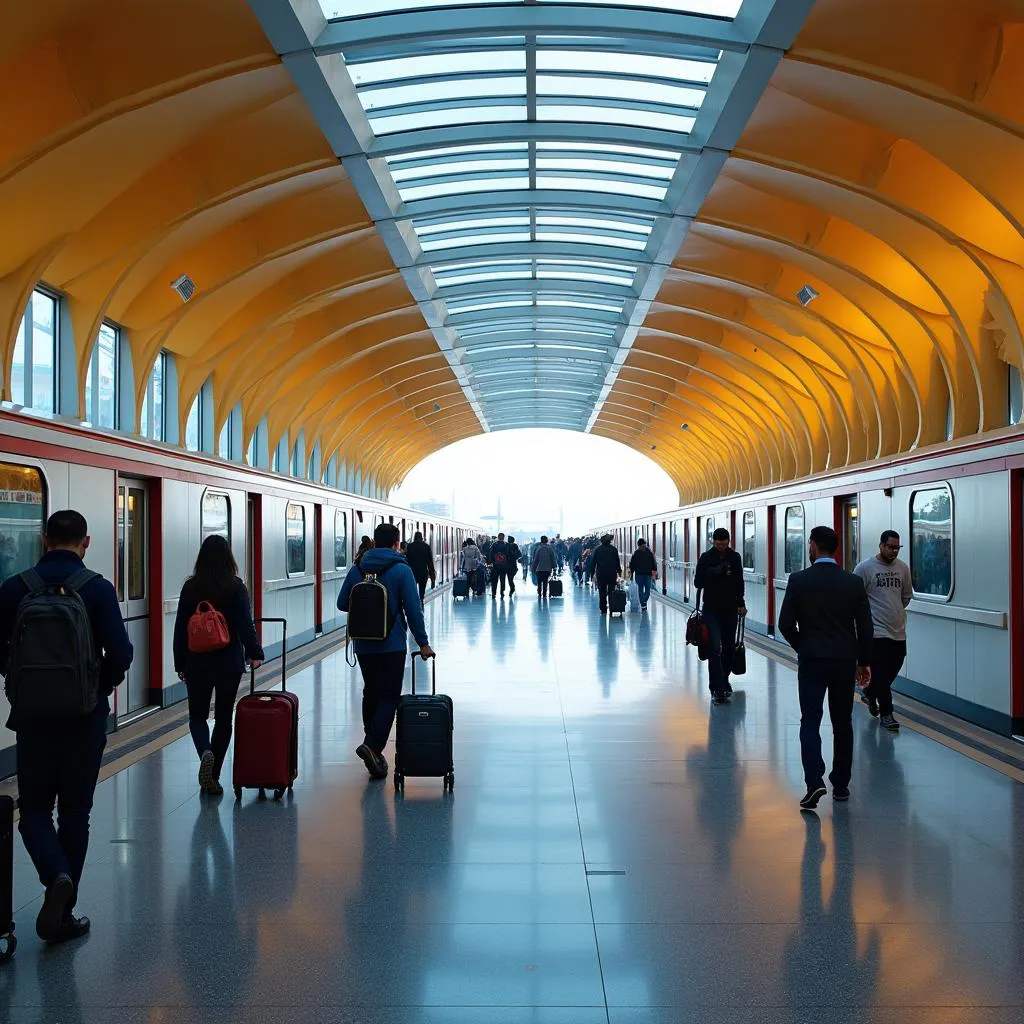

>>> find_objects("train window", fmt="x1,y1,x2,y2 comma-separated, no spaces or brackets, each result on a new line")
742,511,755,569
84,322,119,429
784,505,804,574
0,462,45,580
11,288,58,414
335,509,348,569
185,396,201,453
201,492,231,542
140,352,166,441
126,486,146,601
704,517,715,549
911,486,952,598
286,504,306,575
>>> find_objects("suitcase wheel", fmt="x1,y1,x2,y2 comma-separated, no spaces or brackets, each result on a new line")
258,788,267,801
273,788,285,801
394,773,404,792
445,772,455,792
0,928,16,964
234,786,242,800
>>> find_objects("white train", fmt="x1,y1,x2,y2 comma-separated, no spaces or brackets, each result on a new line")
595,428,1024,739
0,409,479,780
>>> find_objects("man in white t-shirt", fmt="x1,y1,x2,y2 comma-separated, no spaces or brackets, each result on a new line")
853,530,912,731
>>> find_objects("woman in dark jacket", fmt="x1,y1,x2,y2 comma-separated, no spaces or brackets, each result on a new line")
173,535,264,795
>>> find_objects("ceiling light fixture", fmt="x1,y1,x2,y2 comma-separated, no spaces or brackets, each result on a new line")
797,284,819,306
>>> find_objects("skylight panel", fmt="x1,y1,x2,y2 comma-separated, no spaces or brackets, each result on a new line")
391,158,529,183
415,214,530,234
324,1,510,20
535,231,648,251
538,75,705,110
435,269,533,288
360,77,525,111
537,298,625,313
421,231,531,251
537,268,636,287
538,103,697,134
538,0,742,15
369,105,526,135
537,50,719,85
538,214,654,235
399,176,530,202
349,51,525,86
536,175,668,201
447,299,533,315
536,156,674,180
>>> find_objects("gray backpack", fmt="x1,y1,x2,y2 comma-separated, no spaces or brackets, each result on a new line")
5,568,101,717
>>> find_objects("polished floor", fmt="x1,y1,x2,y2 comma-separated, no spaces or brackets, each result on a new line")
3,577,1024,1023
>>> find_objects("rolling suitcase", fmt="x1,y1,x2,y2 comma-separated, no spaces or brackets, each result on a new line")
452,574,469,600
233,617,298,801
548,577,563,597
609,585,628,617
394,655,454,793
0,794,15,963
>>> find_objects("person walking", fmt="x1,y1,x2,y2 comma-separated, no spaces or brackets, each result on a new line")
354,534,373,567
591,534,622,614
337,523,435,780
461,538,485,595
628,537,658,611
779,525,873,810
854,530,912,732
405,530,436,603
0,509,133,944
506,536,521,597
531,535,557,598
488,532,512,598
694,528,746,704
174,535,265,796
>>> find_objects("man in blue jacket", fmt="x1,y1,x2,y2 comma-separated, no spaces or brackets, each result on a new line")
337,522,435,779
0,509,133,944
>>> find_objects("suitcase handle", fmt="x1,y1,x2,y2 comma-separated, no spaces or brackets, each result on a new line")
409,651,436,695
251,617,287,695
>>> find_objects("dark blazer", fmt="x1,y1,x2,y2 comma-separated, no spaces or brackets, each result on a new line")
591,544,622,580
173,577,264,683
778,561,873,665
405,540,435,582
694,548,744,612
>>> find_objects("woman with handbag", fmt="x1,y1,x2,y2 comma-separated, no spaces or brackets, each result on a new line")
173,535,264,794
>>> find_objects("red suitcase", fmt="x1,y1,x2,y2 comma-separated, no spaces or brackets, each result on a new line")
233,618,298,801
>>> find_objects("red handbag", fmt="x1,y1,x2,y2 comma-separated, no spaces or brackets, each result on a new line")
187,601,231,653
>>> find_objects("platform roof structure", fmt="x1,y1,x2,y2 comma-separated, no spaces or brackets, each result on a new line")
2,1,1023,501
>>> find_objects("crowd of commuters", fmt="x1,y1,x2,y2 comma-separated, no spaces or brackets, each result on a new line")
0,504,912,951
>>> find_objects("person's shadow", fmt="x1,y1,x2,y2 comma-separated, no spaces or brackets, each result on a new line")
632,609,654,674
490,599,515,663
596,615,620,698
783,812,881,1017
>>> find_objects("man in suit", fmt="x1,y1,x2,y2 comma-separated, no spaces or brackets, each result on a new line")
778,525,873,810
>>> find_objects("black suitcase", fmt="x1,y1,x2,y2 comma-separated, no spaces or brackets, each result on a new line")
1,794,16,963
452,575,469,600
394,655,453,793
610,586,628,616
549,577,563,597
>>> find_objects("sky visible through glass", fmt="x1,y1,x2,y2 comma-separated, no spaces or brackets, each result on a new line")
390,428,678,536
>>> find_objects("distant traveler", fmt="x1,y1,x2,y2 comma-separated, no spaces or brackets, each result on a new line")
591,534,622,614
854,530,912,732
531,535,557,598
694,528,746,704
520,542,531,581
506,536,521,597
461,538,486,595
405,530,436,603
778,525,873,810
488,532,513,598
174,535,265,796
628,538,658,611
337,523,435,780
354,535,373,567
0,509,133,944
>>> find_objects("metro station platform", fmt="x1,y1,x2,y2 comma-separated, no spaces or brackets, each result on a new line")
3,580,1023,1023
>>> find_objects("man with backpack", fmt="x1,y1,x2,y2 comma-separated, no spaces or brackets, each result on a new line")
337,523,435,780
488,532,513,599
0,509,133,944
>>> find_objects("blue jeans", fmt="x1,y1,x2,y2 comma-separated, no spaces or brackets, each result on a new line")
704,608,737,692
17,698,109,907
635,573,653,606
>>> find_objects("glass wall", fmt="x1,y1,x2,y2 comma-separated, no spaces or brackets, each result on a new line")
140,352,166,441
784,505,804,574
185,396,201,453
0,463,46,580
10,290,58,414
84,322,118,429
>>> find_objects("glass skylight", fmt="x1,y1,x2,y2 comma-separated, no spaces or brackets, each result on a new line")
400,176,530,202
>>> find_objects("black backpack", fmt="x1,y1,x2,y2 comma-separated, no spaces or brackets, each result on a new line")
492,546,507,567
5,568,101,717
346,564,396,642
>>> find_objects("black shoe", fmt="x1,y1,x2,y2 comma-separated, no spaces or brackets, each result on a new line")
861,692,879,718
37,874,74,941
800,785,827,810
48,915,91,945
198,748,216,793
711,690,728,705
723,683,733,695
356,744,387,780
833,787,850,802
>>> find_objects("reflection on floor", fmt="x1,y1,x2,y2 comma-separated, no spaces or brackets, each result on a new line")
3,577,1024,1023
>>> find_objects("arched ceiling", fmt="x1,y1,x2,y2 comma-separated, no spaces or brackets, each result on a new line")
2,0,1022,501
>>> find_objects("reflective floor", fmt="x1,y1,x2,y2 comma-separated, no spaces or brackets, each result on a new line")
3,578,1024,1023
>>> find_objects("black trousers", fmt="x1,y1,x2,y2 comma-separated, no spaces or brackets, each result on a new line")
597,576,616,612
187,674,243,777
704,608,737,693
356,651,407,752
536,569,551,596
797,657,856,790
416,575,429,603
17,699,109,909
866,638,906,716
491,565,515,594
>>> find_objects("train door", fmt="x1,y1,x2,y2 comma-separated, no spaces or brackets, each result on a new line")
766,505,776,634
837,495,859,569
116,478,151,720
313,504,323,635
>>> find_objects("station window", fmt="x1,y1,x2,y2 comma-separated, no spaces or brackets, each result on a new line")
139,352,166,441
84,322,118,429
286,503,306,575
0,462,46,580
784,505,804,574
10,289,58,414
201,492,231,542
335,509,349,569
218,406,239,461
185,396,201,453
290,441,301,477
742,511,755,570
910,486,952,598
1009,365,1023,425
246,433,256,467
